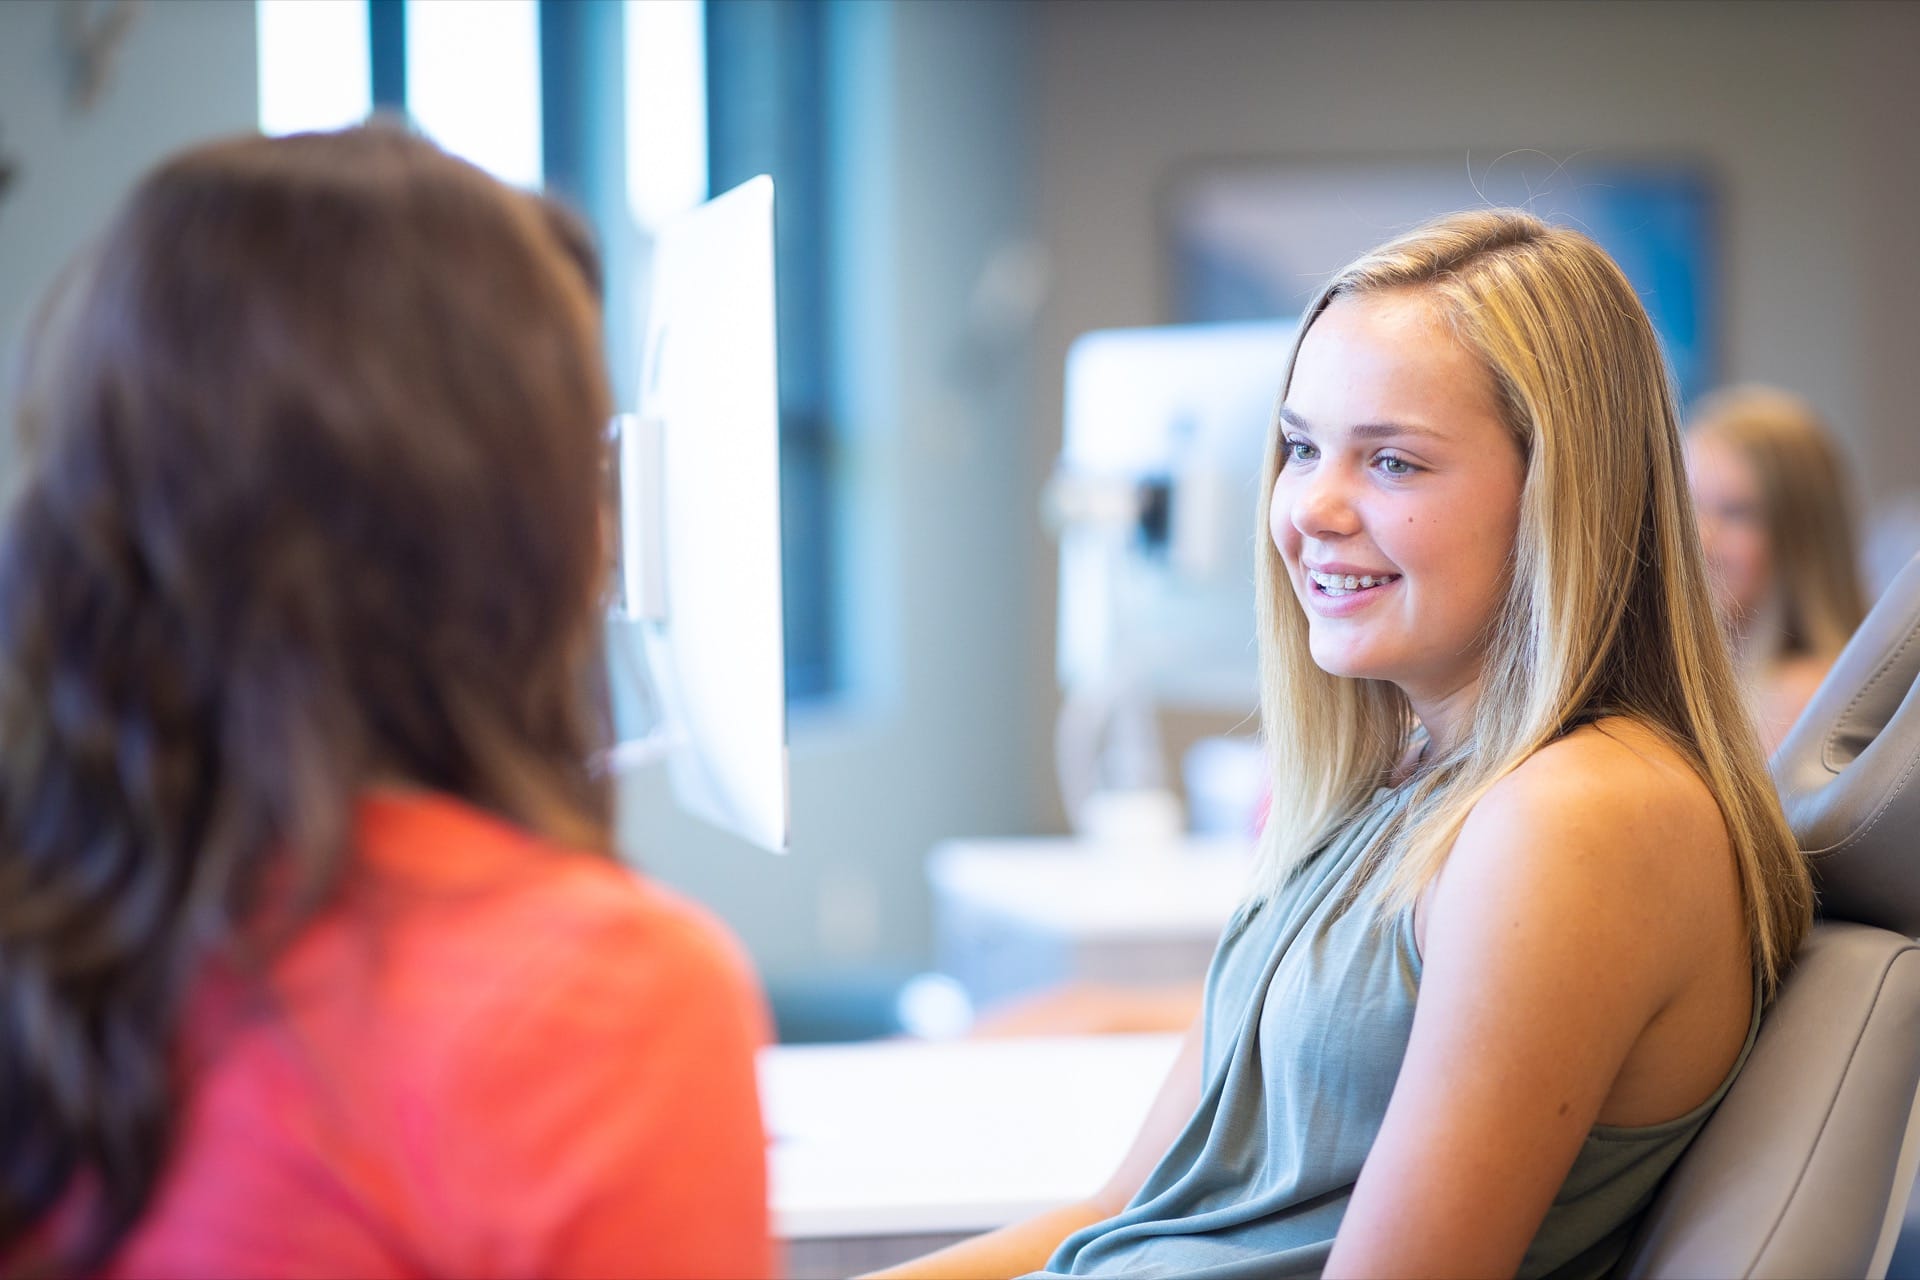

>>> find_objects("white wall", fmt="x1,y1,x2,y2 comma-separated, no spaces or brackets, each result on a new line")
0,0,258,440
1028,0,1920,822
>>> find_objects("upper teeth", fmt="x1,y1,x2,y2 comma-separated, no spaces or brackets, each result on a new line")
1311,570,1392,590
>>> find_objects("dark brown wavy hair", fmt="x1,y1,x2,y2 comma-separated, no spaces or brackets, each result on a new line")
0,125,614,1271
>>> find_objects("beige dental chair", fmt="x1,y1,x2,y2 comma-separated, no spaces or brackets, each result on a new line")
1622,553,1920,1280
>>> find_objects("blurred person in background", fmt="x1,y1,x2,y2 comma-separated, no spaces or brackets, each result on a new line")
1686,384,1867,753
0,125,771,1278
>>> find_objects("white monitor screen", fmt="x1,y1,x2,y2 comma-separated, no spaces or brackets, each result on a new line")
1056,319,1297,712
606,176,789,853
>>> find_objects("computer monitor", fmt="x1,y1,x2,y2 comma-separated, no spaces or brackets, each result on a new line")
1054,319,1297,712
603,175,790,853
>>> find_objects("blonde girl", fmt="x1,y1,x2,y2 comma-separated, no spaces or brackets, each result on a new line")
886,210,1811,1280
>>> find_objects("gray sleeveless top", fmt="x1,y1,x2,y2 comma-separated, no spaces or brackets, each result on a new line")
1035,782,1760,1280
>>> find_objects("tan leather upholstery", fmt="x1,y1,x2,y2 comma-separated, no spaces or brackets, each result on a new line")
1623,925,1920,1278
1776,552,1920,935
1623,553,1920,1280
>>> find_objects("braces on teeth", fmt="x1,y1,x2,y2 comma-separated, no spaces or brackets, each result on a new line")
1311,571,1395,592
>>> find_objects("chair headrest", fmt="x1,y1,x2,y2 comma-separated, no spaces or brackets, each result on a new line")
1772,553,1920,932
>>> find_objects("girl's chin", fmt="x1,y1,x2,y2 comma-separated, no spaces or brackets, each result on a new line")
1307,647,1388,683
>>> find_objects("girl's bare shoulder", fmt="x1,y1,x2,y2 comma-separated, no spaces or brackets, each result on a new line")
1461,717,1729,899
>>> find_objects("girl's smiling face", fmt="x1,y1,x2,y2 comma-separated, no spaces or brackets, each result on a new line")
1269,289,1527,748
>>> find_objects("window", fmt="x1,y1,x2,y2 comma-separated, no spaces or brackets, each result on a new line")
405,0,543,189
256,0,841,703
256,0,371,135
625,0,706,232
706,0,839,702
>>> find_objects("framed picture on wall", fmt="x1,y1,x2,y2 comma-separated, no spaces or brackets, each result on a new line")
1165,153,1720,406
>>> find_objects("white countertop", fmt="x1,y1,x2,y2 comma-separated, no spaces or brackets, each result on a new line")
761,1032,1183,1239
927,835,1252,940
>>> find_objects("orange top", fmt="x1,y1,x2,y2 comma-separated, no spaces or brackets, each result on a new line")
103,791,774,1280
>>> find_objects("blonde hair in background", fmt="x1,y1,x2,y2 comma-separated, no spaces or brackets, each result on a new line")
1252,209,1812,997
1688,384,1866,662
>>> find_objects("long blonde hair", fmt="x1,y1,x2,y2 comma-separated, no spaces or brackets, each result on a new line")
1687,384,1866,663
1253,210,1812,996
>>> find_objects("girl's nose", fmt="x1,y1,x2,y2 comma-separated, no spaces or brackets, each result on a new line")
1289,464,1362,541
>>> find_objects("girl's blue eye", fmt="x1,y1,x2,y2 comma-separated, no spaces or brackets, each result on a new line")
1378,454,1415,476
1284,439,1318,464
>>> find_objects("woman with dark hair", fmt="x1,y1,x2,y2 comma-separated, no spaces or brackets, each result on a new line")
0,125,771,1278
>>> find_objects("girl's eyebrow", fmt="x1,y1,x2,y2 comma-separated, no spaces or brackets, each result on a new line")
1280,405,1446,442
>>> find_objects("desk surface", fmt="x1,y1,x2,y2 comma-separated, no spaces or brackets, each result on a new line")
761,1032,1183,1240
